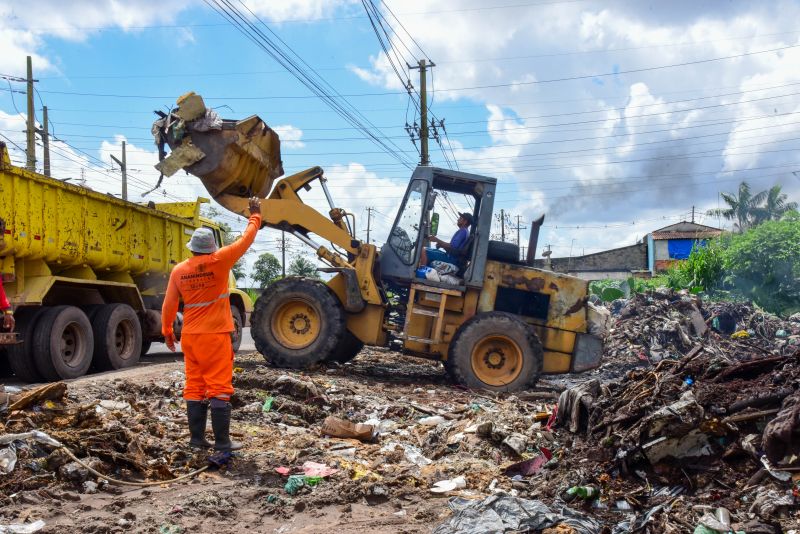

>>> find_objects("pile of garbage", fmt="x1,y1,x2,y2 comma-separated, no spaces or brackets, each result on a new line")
553,291,800,532
601,290,800,368
0,373,207,498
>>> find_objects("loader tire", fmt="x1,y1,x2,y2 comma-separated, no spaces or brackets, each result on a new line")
33,306,94,380
251,277,346,369
446,312,542,392
0,348,10,378
7,307,47,383
328,330,364,364
487,240,520,263
91,304,142,371
230,305,244,352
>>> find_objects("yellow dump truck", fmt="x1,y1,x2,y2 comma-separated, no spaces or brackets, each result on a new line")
0,142,252,382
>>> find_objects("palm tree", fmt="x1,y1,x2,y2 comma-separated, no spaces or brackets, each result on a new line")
707,182,765,232
752,185,798,223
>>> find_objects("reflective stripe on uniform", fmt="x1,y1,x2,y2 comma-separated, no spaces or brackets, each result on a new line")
184,292,230,309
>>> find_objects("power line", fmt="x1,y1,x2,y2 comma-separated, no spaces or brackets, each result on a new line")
10,42,799,102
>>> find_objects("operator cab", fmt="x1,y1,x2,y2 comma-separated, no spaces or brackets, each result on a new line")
379,166,498,288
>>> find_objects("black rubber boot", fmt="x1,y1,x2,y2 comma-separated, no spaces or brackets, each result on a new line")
187,400,213,449
210,401,242,452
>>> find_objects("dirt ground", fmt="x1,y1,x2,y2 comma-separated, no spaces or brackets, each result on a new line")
0,346,563,533
2,292,800,534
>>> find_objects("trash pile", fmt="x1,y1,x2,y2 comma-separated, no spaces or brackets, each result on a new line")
0,291,798,532
554,291,800,532
0,371,212,532
601,290,800,370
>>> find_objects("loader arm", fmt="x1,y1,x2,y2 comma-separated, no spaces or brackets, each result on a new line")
152,93,384,310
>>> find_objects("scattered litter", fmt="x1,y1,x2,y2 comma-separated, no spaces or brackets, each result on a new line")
430,475,466,494
320,416,375,441
0,521,46,534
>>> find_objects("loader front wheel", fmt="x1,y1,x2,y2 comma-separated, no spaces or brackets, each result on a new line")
446,312,542,392
251,277,346,369
328,330,364,364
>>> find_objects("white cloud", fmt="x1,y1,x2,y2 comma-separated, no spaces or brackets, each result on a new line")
244,0,357,23
273,124,305,149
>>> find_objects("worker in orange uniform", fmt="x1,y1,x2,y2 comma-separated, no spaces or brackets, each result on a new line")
0,217,14,333
162,198,261,451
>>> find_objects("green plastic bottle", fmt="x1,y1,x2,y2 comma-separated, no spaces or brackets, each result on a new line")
566,485,599,499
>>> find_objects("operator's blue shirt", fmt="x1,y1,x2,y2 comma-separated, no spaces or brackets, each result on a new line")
450,227,468,251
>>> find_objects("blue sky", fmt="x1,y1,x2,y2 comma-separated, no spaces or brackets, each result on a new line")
2,0,800,282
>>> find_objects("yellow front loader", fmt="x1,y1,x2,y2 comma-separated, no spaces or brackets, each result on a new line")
156,93,605,392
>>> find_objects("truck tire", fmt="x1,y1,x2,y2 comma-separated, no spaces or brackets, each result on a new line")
230,305,244,352
91,304,142,371
328,330,364,364
32,306,94,380
140,340,152,358
487,240,520,263
446,312,542,392
251,277,346,369
7,307,47,383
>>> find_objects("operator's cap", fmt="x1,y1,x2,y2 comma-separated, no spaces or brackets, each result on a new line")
186,227,218,254
459,212,474,226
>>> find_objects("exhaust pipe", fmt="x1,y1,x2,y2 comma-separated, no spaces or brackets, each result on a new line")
526,215,545,266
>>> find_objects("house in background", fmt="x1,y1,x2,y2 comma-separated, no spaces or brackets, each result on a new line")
533,220,724,280
646,221,723,274
534,242,649,281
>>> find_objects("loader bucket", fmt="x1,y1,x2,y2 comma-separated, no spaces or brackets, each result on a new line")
154,93,284,214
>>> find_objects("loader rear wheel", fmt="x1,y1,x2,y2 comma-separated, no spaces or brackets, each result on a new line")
252,277,346,369
230,305,244,352
7,307,47,383
328,330,364,364
91,304,142,371
446,312,542,392
33,306,94,380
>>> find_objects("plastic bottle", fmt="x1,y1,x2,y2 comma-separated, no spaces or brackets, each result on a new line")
566,485,599,499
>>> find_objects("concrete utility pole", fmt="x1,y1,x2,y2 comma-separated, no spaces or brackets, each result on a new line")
25,56,36,172
691,205,695,223
365,207,374,244
410,59,434,166
41,106,50,177
511,215,527,259
281,231,286,277
110,141,127,201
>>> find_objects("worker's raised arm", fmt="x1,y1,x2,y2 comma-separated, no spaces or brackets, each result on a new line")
216,197,262,268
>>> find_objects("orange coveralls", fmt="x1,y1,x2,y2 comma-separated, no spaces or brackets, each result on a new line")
162,214,261,401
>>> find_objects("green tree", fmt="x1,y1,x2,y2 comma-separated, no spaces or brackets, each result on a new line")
252,252,282,288
724,215,800,315
707,182,766,232
753,184,798,224
288,256,319,278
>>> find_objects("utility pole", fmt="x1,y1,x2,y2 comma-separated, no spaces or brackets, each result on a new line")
25,56,36,172
281,231,286,277
41,106,50,177
691,205,695,223
110,141,127,201
500,209,505,242
365,207,374,244
409,59,434,166
511,215,527,259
